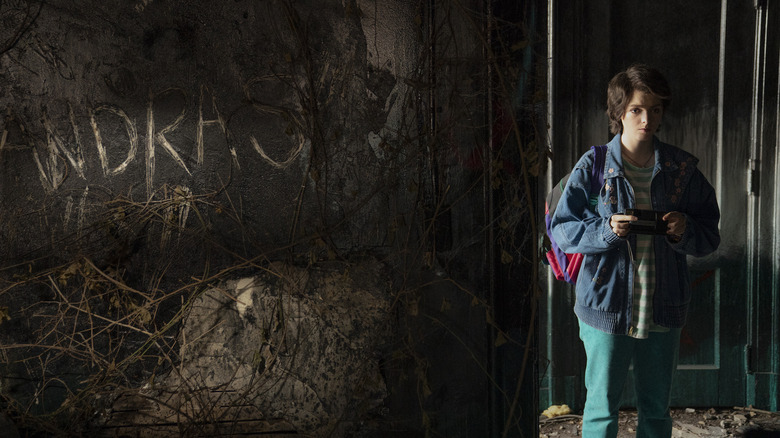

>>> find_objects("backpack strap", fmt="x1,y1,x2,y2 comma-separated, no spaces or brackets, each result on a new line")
589,144,608,194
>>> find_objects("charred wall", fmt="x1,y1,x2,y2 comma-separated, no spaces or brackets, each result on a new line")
0,0,544,436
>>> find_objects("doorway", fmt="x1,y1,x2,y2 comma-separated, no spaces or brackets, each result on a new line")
542,0,779,412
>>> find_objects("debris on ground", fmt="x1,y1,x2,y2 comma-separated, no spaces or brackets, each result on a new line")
539,406,780,438
542,404,573,419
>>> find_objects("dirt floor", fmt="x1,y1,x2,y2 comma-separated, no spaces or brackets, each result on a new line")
539,406,780,437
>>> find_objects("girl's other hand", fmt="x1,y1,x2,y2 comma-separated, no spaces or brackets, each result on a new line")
663,211,686,240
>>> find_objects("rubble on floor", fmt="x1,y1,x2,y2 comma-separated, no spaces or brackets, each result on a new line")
539,407,780,438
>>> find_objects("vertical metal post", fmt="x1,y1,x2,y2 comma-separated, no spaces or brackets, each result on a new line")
745,0,765,403
545,0,557,407
747,0,780,410
768,1,780,412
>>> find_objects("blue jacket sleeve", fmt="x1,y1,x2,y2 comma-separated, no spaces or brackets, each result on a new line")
668,168,721,257
550,153,623,255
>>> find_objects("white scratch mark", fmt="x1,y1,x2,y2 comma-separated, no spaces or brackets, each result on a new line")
42,104,86,179
198,85,238,168
0,107,9,153
91,104,138,177
31,128,65,192
146,93,155,199
63,195,73,230
160,185,192,250
147,88,191,198
78,186,88,237
250,127,308,169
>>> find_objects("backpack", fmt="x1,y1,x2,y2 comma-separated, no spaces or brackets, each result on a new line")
543,145,608,284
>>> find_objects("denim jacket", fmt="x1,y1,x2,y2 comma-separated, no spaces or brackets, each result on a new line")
550,134,720,334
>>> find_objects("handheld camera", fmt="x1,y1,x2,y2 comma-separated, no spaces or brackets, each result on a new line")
624,209,668,235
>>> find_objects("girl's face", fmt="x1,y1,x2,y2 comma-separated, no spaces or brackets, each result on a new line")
620,90,663,148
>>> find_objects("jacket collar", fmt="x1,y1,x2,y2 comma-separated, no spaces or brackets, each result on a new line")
603,134,697,178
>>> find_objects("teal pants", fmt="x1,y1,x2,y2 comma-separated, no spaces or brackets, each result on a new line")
578,320,682,438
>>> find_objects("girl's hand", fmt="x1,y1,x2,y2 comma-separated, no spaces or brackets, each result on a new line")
610,214,636,238
663,211,686,241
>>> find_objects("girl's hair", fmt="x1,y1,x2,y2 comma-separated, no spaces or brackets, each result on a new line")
606,64,672,134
